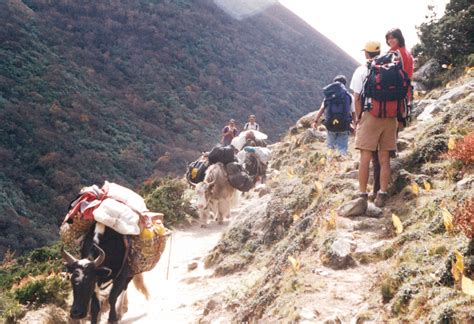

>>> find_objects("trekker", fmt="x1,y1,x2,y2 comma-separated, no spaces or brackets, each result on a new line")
368,29,415,199
312,75,356,155
351,36,411,208
385,28,414,106
244,114,260,131
350,41,387,208
221,119,238,146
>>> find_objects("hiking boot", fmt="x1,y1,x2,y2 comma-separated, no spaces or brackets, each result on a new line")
374,191,388,208
352,192,368,200
368,192,376,202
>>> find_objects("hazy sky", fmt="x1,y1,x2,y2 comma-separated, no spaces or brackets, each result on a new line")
279,0,449,63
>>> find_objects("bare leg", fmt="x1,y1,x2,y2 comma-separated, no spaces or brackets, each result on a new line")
378,150,391,192
358,150,373,193
372,151,381,194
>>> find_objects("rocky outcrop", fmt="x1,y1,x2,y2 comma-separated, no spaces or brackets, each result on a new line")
18,305,68,324
412,58,440,90
338,198,367,217
296,111,318,128
417,79,474,121
320,234,356,270
300,128,327,145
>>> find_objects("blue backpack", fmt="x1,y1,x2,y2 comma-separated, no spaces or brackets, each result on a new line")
323,82,352,132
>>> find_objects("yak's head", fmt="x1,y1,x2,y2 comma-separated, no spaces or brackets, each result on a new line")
195,180,215,209
62,245,111,319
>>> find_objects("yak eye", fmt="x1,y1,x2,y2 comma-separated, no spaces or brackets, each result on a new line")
73,269,81,276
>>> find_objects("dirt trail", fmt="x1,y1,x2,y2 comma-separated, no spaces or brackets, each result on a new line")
120,125,420,323
292,216,388,323
120,221,234,323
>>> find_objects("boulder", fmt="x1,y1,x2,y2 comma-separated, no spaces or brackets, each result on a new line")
300,128,326,145
203,299,218,316
397,169,430,185
418,80,474,121
365,203,383,218
299,308,317,321
257,186,271,197
456,176,474,191
296,111,319,128
322,316,342,324
188,261,198,271
320,235,356,270
18,305,68,324
338,198,368,217
408,134,448,165
411,99,436,119
412,59,440,84
341,170,359,180
417,100,450,121
397,138,411,152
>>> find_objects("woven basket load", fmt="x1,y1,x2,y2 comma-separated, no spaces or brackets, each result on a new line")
129,218,169,274
59,216,94,256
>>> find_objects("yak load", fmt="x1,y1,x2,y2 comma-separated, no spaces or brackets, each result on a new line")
59,181,169,323
187,130,271,227
186,130,271,192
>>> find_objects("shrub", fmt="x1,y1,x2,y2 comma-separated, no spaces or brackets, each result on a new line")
409,134,448,168
13,275,69,306
0,243,63,291
142,177,190,225
446,132,474,166
0,292,24,323
454,198,474,239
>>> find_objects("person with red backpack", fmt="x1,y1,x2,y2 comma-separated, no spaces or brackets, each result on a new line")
351,33,412,208
313,75,356,155
385,28,414,108
367,29,415,201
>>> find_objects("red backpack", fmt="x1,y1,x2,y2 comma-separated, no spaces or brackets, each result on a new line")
362,52,410,119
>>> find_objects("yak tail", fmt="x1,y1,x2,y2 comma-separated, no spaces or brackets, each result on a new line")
132,273,150,300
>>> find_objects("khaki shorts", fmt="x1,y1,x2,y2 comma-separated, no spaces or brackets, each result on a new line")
355,112,397,151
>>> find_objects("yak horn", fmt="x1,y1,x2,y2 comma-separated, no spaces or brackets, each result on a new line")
61,247,78,265
187,178,196,188
93,244,106,267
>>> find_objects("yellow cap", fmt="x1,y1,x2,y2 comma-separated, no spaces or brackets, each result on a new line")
363,41,381,53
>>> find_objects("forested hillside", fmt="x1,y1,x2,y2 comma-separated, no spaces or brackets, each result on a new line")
0,0,357,258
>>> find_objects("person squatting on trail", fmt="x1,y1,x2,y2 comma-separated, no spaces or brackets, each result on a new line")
312,74,356,155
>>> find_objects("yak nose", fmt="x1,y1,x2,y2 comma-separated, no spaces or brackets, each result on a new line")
70,307,85,319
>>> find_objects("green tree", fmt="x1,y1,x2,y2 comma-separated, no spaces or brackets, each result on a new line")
416,0,474,65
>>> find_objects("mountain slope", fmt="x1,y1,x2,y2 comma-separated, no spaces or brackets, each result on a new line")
0,0,357,258
199,73,474,322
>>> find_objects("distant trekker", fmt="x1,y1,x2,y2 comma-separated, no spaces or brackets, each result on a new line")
312,75,355,155
244,114,260,131
221,119,238,146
